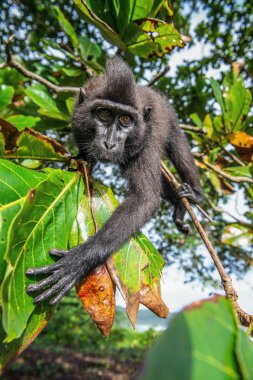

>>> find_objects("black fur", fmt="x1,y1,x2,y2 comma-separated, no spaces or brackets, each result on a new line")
26,57,203,305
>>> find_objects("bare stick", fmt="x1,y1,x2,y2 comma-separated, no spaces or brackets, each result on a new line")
5,36,79,94
148,64,170,86
208,200,253,228
161,162,253,327
198,158,253,184
219,145,246,167
180,124,207,134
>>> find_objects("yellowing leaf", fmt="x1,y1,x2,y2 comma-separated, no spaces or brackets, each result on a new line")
227,132,253,162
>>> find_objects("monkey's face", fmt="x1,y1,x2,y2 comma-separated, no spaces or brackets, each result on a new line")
91,105,137,162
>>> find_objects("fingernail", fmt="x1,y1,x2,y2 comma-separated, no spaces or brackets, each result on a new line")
26,269,34,275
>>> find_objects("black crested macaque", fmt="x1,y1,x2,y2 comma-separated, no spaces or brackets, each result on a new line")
26,57,203,305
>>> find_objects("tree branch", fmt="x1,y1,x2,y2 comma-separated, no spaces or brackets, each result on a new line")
198,157,253,184
148,64,170,86
161,162,253,327
5,36,79,94
180,124,207,134
219,145,246,167
207,200,253,228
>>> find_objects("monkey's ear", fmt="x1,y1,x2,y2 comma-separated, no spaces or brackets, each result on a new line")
144,105,152,121
78,88,86,104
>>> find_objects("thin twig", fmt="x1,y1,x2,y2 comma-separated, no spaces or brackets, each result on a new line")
5,36,79,94
161,162,253,327
198,158,253,184
148,64,170,86
180,123,207,134
208,200,253,228
219,145,246,167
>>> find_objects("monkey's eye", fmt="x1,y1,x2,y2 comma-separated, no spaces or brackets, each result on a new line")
97,109,112,120
119,114,132,126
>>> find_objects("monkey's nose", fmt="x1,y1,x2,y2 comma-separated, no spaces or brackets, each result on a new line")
104,141,116,151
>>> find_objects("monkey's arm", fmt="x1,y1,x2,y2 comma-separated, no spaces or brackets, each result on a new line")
165,122,203,234
26,162,160,305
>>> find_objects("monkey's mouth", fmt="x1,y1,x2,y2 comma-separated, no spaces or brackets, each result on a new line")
97,150,121,163
91,142,123,163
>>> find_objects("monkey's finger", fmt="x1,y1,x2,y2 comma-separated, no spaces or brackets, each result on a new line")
50,249,67,258
34,276,71,304
49,278,77,306
26,263,61,276
27,273,59,293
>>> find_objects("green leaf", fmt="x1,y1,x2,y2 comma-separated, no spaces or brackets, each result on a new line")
202,114,214,138
54,7,79,50
74,0,125,49
6,115,40,130
224,165,252,178
0,159,46,285
210,78,225,114
0,118,70,161
78,36,102,61
213,115,224,133
140,297,242,380
1,169,84,342
235,329,253,380
0,85,14,111
190,113,202,128
73,1,184,58
25,84,67,121
229,81,252,132
65,97,75,114
126,19,184,59
117,0,158,35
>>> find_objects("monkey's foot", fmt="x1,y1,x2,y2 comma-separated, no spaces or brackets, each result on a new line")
175,218,192,235
176,183,198,204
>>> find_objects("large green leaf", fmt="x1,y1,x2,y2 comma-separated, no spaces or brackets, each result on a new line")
236,329,253,380
78,36,102,61
54,6,79,50
25,84,69,121
0,85,14,111
73,0,184,58
0,118,70,161
74,0,125,49
1,169,84,342
5,115,40,130
117,0,163,36
140,297,252,380
126,19,185,59
210,78,226,114
229,81,252,132
0,159,46,284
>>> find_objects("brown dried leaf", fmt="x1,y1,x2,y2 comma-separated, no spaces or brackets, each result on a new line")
76,265,116,337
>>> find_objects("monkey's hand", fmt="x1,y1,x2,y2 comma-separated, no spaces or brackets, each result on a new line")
26,246,94,306
175,183,200,204
173,183,200,235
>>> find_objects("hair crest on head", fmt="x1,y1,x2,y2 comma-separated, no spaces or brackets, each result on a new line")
104,56,137,107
